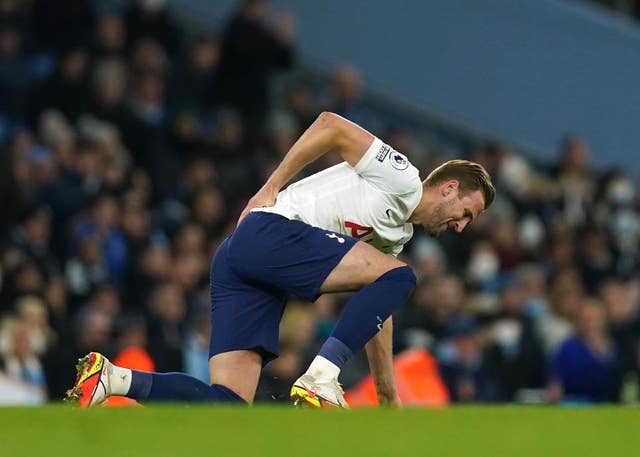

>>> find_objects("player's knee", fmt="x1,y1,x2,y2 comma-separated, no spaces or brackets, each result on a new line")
382,265,417,291
398,265,417,286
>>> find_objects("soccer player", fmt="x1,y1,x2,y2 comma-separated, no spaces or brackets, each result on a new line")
66,112,494,408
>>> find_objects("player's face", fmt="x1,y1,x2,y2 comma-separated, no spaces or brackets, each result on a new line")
424,189,485,237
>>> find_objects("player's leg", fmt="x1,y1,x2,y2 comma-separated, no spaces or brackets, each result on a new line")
208,350,263,403
292,241,416,406
115,349,262,403
66,352,260,407
66,237,269,406
319,240,408,293
318,240,416,366
226,213,416,406
205,233,288,403
119,241,273,404
65,351,247,407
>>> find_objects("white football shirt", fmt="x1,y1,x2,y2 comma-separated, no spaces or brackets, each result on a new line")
253,138,423,256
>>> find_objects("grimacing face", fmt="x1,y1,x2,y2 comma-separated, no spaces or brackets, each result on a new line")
423,187,486,237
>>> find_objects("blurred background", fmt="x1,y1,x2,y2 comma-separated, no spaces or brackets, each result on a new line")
0,0,639,406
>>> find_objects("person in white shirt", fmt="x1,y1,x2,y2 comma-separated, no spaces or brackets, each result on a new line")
67,112,494,409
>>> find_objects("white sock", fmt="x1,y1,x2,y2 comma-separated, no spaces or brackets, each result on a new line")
305,355,340,381
107,363,133,396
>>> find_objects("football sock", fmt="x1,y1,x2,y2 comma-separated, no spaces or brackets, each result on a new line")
316,266,416,374
306,354,341,381
108,364,133,396
126,370,152,399
126,371,245,403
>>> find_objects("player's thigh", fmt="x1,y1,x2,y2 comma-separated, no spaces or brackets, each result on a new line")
209,350,263,404
209,234,287,403
320,241,407,294
210,234,287,362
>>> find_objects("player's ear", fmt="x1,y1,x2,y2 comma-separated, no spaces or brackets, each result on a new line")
441,179,459,196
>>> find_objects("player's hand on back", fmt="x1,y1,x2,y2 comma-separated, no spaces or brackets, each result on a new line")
237,185,279,226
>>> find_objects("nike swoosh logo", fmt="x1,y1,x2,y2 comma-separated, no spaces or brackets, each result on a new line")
385,209,392,218
300,382,316,398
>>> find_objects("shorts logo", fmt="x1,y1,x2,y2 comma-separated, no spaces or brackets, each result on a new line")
389,151,409,170
325,233,345,244
376,144,391,162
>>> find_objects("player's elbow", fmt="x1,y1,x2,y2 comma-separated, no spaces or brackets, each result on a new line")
316,111,342,134
315,111,346,144
317,111,339,124
316,111,366,145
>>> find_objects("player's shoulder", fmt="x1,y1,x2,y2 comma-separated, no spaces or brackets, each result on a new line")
355,138,422,196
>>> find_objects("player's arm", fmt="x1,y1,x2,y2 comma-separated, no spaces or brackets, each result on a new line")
365,316,401,407
237,112,374,224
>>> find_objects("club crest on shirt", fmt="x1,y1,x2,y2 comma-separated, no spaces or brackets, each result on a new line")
376,144,391,162
389,151,409,170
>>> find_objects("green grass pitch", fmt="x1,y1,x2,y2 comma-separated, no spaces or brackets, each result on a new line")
1,405,637,457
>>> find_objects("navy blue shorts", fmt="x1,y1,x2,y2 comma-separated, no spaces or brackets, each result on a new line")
209,212,357,364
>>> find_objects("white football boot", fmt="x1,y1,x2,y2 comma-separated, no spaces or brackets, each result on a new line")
290,374,349,408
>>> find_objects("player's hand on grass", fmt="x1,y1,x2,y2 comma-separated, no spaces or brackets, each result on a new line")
377,391,402,408
237,185,279,226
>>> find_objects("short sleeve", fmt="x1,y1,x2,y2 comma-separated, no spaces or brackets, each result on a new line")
386,244,404,258
353,137,421,196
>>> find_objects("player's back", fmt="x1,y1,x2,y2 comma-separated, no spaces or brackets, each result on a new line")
254,138,423,256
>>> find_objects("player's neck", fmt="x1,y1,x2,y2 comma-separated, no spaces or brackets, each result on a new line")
408,184,435,224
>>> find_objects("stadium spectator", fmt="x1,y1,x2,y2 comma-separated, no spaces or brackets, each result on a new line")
27,44,91,124
89,59,130,134
326,65,366,127
71,193,127,280
5,205,58,280
206,108,258,199
94,12,127,59
171,35,220,125
217,0,295,134
65,234,109,306
147,283,186,372
600,279,640,392
42,275,76,399
0,24,37,117
400,275,468,343
123,243,171,312
436,317,499,402
282,81,320,132
482,277,547,401
552,136,596,227
1,261,45,311
124,0,179,57
549,299,620,403
577,229,617,293
183,309,212,384
31,0,94,54
0,316,47,402
74,306,113,360
0,140,28,232
189,185,227,239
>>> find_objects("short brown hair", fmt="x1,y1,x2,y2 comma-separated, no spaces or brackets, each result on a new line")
424,160,495,209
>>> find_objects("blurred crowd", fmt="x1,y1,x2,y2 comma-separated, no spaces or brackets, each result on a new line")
1,0,639,406
591,0,640,19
